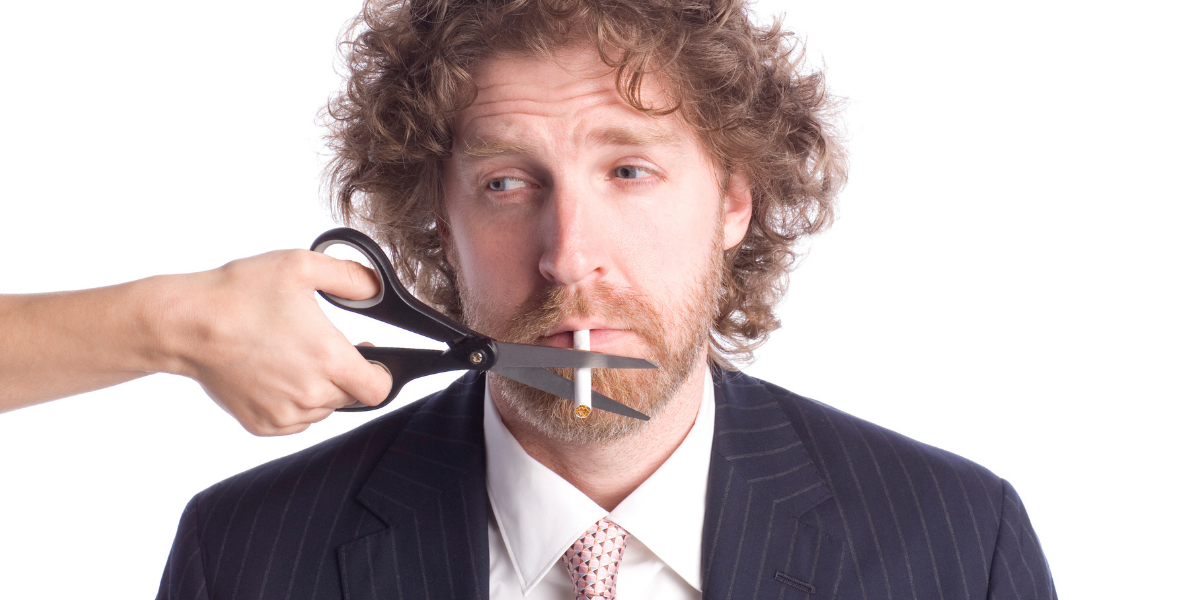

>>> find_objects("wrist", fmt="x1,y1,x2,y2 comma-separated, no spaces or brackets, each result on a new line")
128,274,194,377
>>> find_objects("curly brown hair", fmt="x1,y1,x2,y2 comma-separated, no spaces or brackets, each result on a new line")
325,0,847,365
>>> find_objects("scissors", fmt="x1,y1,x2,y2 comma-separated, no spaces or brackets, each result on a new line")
311,227,655,420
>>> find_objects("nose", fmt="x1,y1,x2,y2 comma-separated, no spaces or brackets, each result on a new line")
537,181,609,288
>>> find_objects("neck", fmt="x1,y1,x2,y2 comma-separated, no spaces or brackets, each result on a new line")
492,358,708,511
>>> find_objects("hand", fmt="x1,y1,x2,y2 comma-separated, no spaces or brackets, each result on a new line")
157,250,392,436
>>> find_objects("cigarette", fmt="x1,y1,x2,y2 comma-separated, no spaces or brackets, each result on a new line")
573,330,591,418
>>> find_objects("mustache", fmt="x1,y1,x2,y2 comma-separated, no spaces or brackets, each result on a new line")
499,281,663,350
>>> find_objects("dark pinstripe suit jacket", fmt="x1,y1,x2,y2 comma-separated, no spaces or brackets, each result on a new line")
157,368,1055,599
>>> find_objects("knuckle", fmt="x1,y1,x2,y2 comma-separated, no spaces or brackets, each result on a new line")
297,379,332,411
345,259,377,289
219,254,250,276
246,420,275,437
265,403,299,429
280,249,317,281
315,343,344,375
342,259,361,284
298,391,330,411
308,409,334,424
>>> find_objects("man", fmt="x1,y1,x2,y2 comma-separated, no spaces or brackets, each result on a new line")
157,0,1055,598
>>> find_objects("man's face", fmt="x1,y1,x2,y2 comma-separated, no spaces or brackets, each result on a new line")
442,47,750,441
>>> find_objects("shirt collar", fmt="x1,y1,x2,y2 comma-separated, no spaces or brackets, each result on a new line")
483,369,714,594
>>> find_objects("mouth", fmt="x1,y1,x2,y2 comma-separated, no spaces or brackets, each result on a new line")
537,328,635,351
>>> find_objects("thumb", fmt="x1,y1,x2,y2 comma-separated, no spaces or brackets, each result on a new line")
306,251,382,301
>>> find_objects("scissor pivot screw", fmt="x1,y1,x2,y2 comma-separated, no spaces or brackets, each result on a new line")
469,350,486,365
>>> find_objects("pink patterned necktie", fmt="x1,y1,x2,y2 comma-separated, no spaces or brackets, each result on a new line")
561,518,629,599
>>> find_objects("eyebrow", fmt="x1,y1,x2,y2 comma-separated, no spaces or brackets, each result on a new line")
460,138,538,158
587,126,679,148
459,126,680,159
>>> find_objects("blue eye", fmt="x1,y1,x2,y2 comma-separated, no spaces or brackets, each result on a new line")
614,166,651,179
487,177,527,191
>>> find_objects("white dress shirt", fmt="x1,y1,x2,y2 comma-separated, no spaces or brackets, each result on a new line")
483,370,714,599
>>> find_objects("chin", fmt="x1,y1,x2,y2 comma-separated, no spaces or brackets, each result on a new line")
491,338,705,444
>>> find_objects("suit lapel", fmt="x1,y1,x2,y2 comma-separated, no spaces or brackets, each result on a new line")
702,369,844,599
333,368,844,599
338,373,490,600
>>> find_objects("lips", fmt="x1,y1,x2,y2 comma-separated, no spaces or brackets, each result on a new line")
537,329,633,351
544,321,610,337
539,321,609,347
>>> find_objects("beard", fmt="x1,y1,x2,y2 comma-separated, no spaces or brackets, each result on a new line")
457,228,723,444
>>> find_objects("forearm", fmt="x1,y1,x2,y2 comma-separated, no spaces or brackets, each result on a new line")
0,250,390,435
0,276,177,410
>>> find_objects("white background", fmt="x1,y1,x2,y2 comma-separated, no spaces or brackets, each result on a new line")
1,0,1196,597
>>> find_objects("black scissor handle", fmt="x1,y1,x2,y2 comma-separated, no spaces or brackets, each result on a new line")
311,228,478,344
339,346,462,411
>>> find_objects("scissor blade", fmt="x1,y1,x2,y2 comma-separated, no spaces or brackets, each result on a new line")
492,342,657,370
490,367,650,421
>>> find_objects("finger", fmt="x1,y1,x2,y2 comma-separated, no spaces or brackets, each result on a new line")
264,422,313,436
300,356,391,411
315,386,365,411
299,406,336,425
331,349,393,408
258,401,338,434
240,412,309,437
306,251,382,301
232,387,347,435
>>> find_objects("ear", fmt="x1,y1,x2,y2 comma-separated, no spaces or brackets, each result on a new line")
722,170,752,250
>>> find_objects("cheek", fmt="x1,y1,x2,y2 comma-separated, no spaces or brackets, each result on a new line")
611,183,720,304
444,197,542,307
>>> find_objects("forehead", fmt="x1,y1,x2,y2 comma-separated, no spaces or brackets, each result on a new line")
454,48,691,151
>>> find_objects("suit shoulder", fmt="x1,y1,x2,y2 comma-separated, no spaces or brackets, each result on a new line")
720,370,1006,507
188,373,482,520
191,397,418,517
712,370,1052,598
